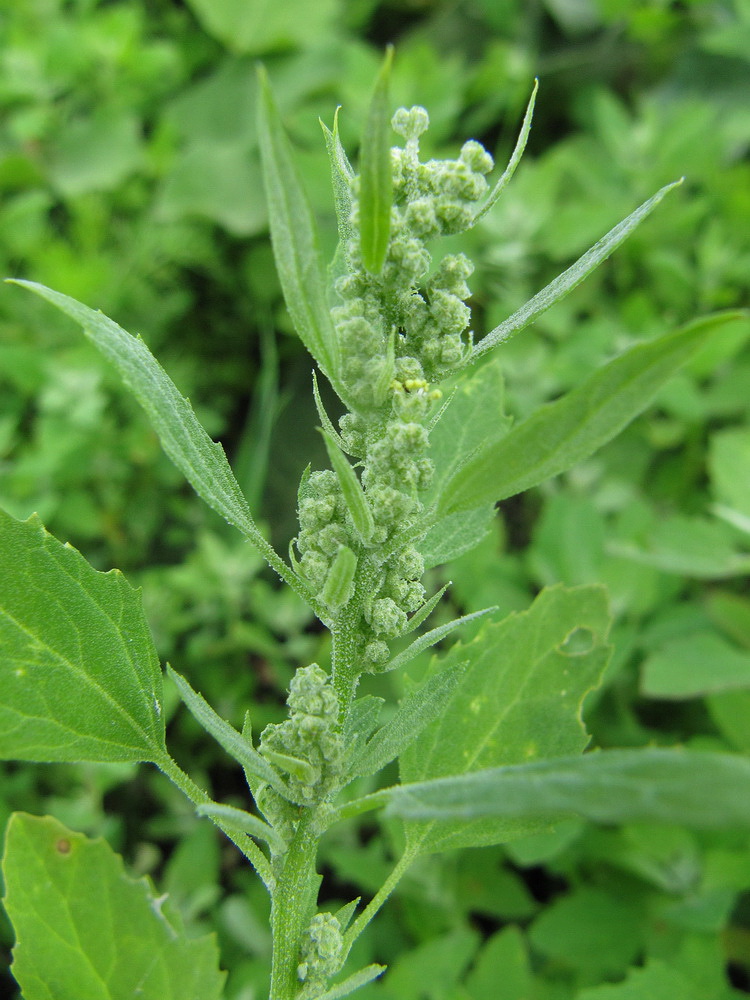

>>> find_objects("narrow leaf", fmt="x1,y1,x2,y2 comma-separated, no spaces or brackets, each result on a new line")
440,313,742,515
359,46,394,274
3,813,225,1000
261,746,318,785
168,667,286,795
354,661,468,777
0,509,165,765
313,371,348,452
383,607,497,673
323,430,375,544
467,180,683,364
321,544,358,613
398,583,450,637
7,279,313,608
387,748,750,830
196,802,285,852
400,584,612,854
256,67,341,387
472,79,538,224
316,964,386,1000
321,107,355,244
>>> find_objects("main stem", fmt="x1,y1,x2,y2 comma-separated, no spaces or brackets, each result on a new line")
269,811,320,1000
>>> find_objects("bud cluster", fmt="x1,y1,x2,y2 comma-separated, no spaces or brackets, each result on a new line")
297,912,344,988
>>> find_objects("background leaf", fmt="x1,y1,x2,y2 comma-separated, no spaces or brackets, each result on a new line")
358,47,393,274
0,509,165,764
399,584,611,854
2,812,225,999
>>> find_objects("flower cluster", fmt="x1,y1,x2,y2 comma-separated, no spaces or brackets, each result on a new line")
256,665,343,846
297,912,344,988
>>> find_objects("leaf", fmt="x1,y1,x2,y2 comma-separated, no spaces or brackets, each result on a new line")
353,661,468,777
195,802,285,852
440,313,742,515
420,506,495,569
388,748,750,830
359,46,394,274
467,180,683,364
399,584,611,854
343,694,384,773
315,964,386,1000
183,0,337,55
2,812,226,1000
168,666,287,795
471,79,538,224
577,960,697,1000
256,68,342,392
382,607,497,674
321,107,356,245
7,279,310,604
0,509,165,765
641,631,750,699
322,430,375,544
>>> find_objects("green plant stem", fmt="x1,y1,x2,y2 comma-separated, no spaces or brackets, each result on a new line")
270,812,320,1000
341,848,414,960
154,752,274,890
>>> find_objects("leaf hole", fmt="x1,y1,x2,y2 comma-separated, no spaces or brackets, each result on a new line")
55,838,71,855
559,627,595,656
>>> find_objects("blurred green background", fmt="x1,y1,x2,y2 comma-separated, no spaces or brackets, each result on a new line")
1,1,750,997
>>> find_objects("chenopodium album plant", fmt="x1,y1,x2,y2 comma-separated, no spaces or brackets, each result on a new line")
2,53,750,1000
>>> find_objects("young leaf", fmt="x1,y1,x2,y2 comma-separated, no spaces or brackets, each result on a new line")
256,67,342,390
440,312,743,515
321,545,359,613
168,666,288,796
387,748,750,830
0,509,165,765
343,695,384,775
353,661,468,777
196,802,286,853
2,812,225,1000
321,107,355,245
315,964,386,1000
322,430,375,544
471,79,538,224
383,607,497,673
7,279,315,610
399,584,612,855
358,46,394,274
465,180,683,365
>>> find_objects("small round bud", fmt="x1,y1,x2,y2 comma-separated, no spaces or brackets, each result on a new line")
392,106,430,141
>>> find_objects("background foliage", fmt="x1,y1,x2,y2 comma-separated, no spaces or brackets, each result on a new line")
1,0,749,997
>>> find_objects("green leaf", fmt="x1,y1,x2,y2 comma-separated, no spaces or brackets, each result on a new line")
322,430,375,545
399,584,611,854
321,107,355,245
467,180,683,364
168,666,287,796
195,802,286,852
321,545,359,613
7,279,312,607
423,353,510,565
315,964,386,1000
359,46,394,275
0,509,165,765
440,313,742,515
641,631,750,699
577,960,697,1000
256,68,342,392
382,607,497,674
183,0,337,54
353,661,468,777
2,812,225,1000
471,79,538,224
388,748,750,829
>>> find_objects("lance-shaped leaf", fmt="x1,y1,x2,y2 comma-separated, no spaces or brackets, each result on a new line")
257,68,342,389
439,312,743,516
382,607,497,673
321,545,358,613
168,666,288,796
316,964,386,1000
400,584,611,855
0,509,165,765
359,46,394,274
321,107,355,244
353,661,467,777
196,802,286,853
323,430,375,544
7,279,314,609
2,813,225,1000
471,79,538,224
465,180,683,366
387,748,750,830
